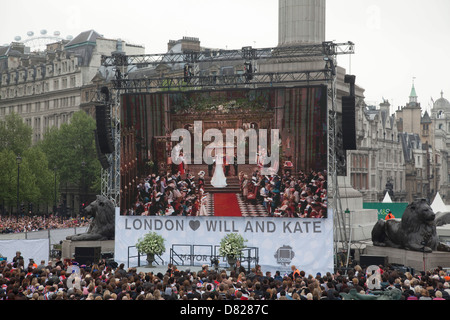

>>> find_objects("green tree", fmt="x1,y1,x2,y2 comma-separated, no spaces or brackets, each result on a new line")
0,149,18,209
39,111,101,195
0,114,51,213
0,148,45,213
0,112,32,155
23,147,55,205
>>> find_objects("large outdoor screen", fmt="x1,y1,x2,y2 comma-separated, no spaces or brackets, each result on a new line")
119,86,328,219
115,85,332,275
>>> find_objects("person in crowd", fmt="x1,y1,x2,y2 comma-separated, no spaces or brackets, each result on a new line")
122,164,328,218
2,258,449,300
0,215,89,234
385,210,395,220
246,168,327,218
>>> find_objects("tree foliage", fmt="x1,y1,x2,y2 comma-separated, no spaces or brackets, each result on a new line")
39,110,101,195
0,112,32,155
0,111,101,213
0,114,52,210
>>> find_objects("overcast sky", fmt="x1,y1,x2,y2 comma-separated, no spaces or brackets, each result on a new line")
1,0,449,114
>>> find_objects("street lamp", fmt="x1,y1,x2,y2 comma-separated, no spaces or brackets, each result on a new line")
16,154,22,220
54,166,57,214
80,161,86,215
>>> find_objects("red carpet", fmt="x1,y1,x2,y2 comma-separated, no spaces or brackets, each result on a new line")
214,193,242,216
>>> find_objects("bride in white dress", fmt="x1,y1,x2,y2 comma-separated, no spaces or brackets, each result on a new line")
210,153,227,188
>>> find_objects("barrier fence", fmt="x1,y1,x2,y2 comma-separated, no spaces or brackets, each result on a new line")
126,243,259,271
0,226,89,261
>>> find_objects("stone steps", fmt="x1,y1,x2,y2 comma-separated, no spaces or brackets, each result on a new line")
186,164,246,194
203,176,241,193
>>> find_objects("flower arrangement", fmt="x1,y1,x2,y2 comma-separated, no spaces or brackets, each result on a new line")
219,233,247,259
135,232,166,256
146,160,154,168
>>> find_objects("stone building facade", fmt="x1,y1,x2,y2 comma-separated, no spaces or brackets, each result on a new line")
347,99,407,202
0,30,144,142
347,83,443,204
430,91,450,202
0,30,144,215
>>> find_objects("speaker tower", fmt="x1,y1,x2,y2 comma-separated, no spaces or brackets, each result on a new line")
95,104,115,154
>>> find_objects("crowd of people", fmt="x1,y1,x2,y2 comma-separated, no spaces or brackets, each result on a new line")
1,253,450,300
124,170,208,216
240,168,327,218
0,215,89,234
123,164,328,219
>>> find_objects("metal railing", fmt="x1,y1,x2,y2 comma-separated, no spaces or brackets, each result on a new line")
127,245,164,268
168,244,259,270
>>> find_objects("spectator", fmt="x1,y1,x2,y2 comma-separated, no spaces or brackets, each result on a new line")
124,171,208,217
1,249,449,301
0,215,89,234
242,169,327,218
433,290,445,300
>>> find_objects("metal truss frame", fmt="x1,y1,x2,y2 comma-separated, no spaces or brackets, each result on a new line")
325,57,349,266
98,42,354,266
99,91,121,208
101,42,354,67
112,69,334,92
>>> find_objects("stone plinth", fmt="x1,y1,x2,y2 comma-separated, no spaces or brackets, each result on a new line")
62,240,114,261
365,244,450,272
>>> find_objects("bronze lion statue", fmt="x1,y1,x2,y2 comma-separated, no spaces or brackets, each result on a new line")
66,195,115,241
372,198,450,252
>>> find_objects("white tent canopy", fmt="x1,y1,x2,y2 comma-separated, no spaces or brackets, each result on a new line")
382,191,393,203
431,192,450,213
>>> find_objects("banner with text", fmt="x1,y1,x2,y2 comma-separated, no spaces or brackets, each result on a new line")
363,203,408,220
114,209,334,275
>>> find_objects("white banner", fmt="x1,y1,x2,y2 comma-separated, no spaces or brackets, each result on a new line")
114,208,333,276
0,239,49,265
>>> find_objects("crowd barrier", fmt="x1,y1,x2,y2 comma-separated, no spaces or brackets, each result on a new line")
0,226,89,261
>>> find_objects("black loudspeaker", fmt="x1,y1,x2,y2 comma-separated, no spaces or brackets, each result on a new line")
95,104,115,154
74,247,101,265
359,255,388,268
344,75,356,96
94,129,111,169
342,95,357,150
